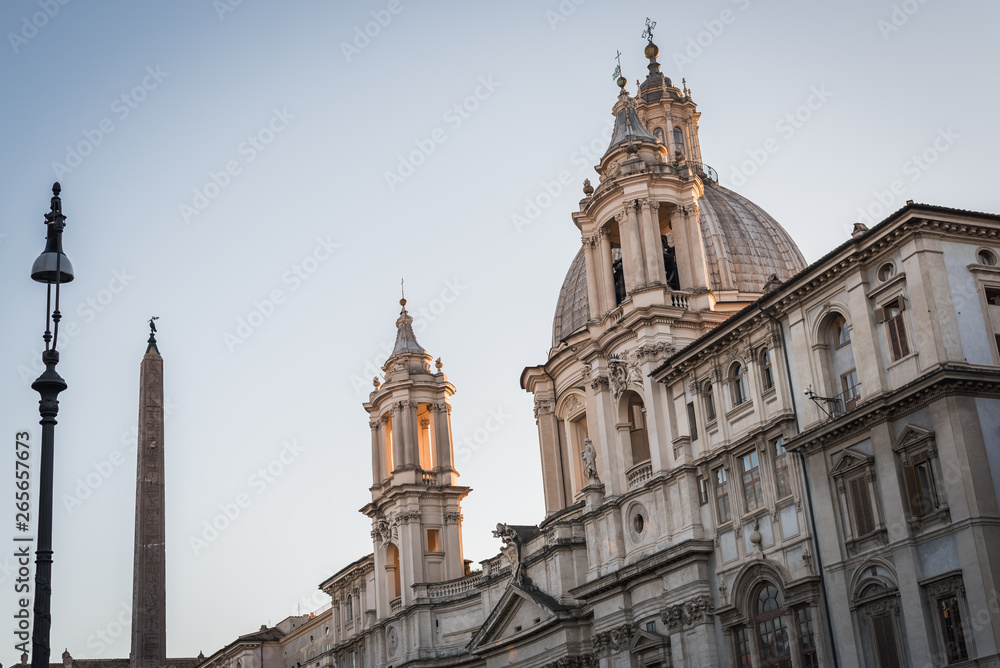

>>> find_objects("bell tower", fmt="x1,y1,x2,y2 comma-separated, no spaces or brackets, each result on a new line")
361,297,469,617
574,22,714,320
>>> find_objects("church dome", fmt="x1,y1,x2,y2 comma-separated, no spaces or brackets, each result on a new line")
551,178,807,347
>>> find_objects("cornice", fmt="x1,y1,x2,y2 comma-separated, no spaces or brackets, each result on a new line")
787,365,1000,453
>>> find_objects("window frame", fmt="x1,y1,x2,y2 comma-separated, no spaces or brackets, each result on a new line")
772,436,792,500
760,347,775,391
739,449,764,512
921,573,972,664
714,466,731,524
876,297,911,362
705,381,717,422
831,314,851,349
730,361,749,407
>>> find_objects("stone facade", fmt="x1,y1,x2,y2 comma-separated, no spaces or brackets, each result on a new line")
197,35,1000,668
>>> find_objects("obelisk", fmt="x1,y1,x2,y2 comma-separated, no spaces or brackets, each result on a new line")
130,319,166,668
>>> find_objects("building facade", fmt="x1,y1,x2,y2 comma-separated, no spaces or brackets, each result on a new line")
197,34,1000,668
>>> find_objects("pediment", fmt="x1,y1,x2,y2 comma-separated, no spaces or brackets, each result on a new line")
830,448,872,476
629,628,668,652
893,424,934,451
468,583,561,653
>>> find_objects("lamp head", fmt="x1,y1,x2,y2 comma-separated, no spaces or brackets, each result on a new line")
31,182,74,284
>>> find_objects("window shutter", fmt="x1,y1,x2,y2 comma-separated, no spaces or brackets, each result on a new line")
902,465,923,516
895,317,910,357
873,307,889,323
849,476,875,535
872,613,901,668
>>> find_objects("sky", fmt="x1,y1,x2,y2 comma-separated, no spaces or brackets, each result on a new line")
1,0,998,661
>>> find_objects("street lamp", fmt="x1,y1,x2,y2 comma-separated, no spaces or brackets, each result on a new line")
29,182,74,668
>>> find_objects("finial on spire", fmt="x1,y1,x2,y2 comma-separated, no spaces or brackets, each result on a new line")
613,50,626,89
147,316,160,352
400,278,407,308
642,17,656,42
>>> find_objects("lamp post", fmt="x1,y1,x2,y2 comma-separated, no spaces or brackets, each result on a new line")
29,183,74,668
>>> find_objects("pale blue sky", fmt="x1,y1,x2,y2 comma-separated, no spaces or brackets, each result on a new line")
1,0,997,660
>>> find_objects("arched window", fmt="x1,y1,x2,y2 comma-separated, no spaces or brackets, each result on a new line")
760,348,774,390
754,584,791,667
705,382,717,421
731,362,748,406
346,594,353,621
673,126,685,156
385,544,400,600
824,312,859,414
831,314,851,347
626,392,650,464
653,127,665,143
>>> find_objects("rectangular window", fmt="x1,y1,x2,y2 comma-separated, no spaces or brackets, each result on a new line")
698,476,709,505
645,620,656,633
871,612,901,668
734,627,752,668
761,348,775,390
902,453,936,517
348,652,355,668
715,467,731,524
687,401,698,441
986,286,1000,306
798,607,818,668
849,475,876,536
937,595,969,662
740,450,763,511
426,529,440,552
773,437,791,498
841,369,860,411
885,299,910,361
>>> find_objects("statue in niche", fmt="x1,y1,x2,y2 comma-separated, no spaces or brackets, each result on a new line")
581,439,600,483
662,235,680,290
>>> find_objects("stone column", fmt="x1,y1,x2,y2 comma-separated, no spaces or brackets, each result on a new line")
640,198,665,285
433,402,454,472
370,419,383,483
582,235,602,320
405,401,419,468
391,404,405,472
599,229,616,311
624,201,648,289
670,206,697,290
